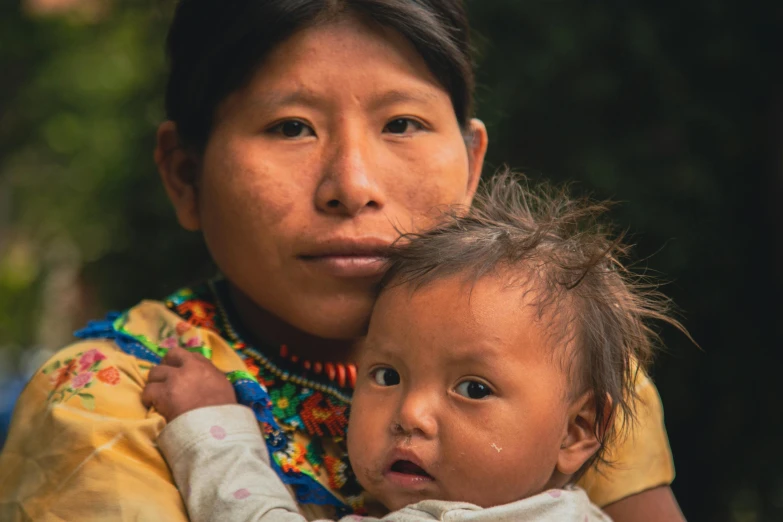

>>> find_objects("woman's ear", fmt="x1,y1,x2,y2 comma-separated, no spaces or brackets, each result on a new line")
464,118,489,202
155,121,202,231
556,392,610,476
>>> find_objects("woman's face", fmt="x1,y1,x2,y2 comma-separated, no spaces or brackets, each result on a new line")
158,16,487,339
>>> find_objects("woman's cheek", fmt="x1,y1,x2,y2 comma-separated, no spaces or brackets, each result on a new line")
409,148,471,208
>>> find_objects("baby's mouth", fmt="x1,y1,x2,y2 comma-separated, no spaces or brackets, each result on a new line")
389,459,434,480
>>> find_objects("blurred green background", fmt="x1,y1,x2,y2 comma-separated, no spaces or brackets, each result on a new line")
0,0,781,520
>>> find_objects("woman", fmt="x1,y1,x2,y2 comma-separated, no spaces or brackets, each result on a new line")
0,1,684,520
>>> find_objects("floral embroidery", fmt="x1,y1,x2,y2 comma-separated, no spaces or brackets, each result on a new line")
270,382,304,420
175,321,191,336
147,318,213,360
174,299,217,330
306,439,325,472
345,496,367,516
71,372,92,389
299,392,348,437
78,348,106,371
158,320,205,350
97,366,121,385
276,441,309,474
324,455,349,490
42,348,120,410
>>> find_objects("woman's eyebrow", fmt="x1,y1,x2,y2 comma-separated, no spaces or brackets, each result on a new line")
367,88,440,111
254,88,326,109
248,87,439,113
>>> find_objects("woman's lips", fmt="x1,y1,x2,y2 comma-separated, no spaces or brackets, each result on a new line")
298,238,393,278
299,254,388,278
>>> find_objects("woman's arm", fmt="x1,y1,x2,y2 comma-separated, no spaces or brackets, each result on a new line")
577,371,678,508
0,341,189,521
602,486,686,522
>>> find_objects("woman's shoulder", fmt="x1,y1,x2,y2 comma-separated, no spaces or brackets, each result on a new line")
22,336,153,418
19,290,246,415
73,293,248,373
1,334,187,521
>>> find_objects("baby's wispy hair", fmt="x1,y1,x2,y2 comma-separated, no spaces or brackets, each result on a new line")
379,169,691,477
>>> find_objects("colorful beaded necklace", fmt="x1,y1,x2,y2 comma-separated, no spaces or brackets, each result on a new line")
205,279,357,402
278,344,358,389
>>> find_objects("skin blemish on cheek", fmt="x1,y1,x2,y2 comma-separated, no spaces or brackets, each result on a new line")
490,442,502,453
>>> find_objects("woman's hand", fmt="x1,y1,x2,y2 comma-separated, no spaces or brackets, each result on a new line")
142,346,237,422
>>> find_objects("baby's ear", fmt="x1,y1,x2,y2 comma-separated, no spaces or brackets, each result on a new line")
556,392,611,476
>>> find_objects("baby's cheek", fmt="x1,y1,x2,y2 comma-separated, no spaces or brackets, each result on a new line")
349,393,393,465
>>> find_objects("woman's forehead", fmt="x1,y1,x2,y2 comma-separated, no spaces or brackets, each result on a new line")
232,16,447,105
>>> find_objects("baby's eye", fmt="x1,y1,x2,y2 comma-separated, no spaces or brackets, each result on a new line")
455,380,492,400
267,120,316,138
371,367,401,387
383,118,424,135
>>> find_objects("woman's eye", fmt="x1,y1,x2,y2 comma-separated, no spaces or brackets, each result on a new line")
455,380,492,400
267,120,315,138
371,367,401,387
383,118,423,135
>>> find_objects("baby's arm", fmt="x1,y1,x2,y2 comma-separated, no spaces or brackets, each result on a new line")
157,403,312,522
144,347,385,522
142,347,308,521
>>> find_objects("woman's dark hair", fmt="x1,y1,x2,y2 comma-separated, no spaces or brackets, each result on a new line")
165,0,474,152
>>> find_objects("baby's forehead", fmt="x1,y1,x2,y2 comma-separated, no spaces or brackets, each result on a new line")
381,267,554,317
375,271,568,353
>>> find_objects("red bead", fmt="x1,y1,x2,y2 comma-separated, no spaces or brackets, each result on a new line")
336,364,346,388
280,345,288,358
313,362,323,374
347,364,357,388
325,363,336,382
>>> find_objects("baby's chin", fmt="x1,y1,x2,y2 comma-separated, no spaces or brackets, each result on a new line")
377,491,443,513
379,483,551,512
360,477,444,513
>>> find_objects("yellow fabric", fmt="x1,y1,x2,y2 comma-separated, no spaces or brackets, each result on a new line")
577,372,676,506
0,300,674,520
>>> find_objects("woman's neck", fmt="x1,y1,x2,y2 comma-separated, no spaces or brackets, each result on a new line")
226,282,361,365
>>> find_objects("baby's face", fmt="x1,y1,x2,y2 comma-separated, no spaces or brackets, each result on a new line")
348,274,574,511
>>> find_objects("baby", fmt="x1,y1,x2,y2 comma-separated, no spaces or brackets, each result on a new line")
143,173,682,521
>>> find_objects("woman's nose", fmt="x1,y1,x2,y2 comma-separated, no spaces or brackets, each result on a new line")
391,390,438,440
314,134,386,217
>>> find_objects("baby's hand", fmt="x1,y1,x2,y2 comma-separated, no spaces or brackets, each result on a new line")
142,346,237,422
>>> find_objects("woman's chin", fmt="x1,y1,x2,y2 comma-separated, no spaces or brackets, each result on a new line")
281,294,375,341
294,308,372,341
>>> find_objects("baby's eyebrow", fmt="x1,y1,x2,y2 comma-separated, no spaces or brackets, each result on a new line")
437,341,511,366
362,341,403,361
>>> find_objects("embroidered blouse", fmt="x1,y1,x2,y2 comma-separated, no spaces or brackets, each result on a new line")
0,278,675,521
